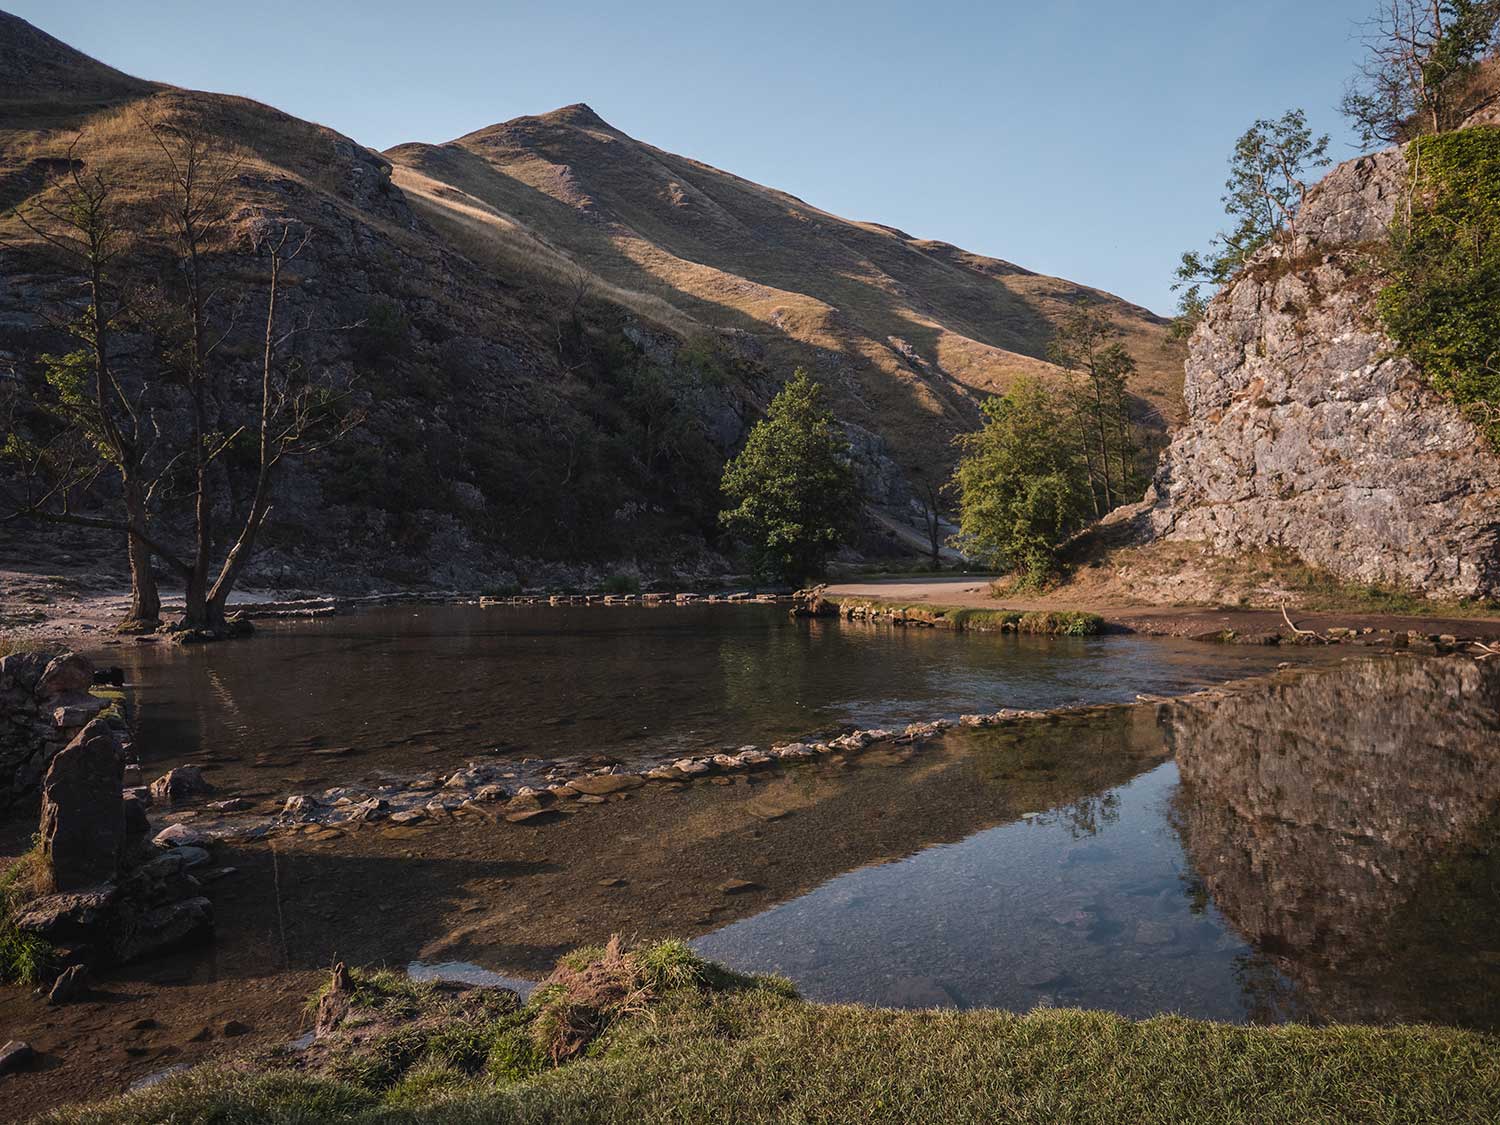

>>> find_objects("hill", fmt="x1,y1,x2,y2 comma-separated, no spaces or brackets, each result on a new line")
387,104,1181,481
0,12,1179,591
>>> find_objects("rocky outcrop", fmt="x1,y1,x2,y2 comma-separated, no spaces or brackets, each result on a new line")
0,650,124,801
1145,145,1500,598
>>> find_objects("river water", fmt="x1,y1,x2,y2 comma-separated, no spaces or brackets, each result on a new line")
98,606,1500,1028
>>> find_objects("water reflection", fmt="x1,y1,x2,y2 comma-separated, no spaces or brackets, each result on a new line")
696,657,1500,1028
1169,656,1500,1028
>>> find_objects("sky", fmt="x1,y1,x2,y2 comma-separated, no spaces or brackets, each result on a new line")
14,0,1382,315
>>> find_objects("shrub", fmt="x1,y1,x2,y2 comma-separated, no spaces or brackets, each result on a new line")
1377,126,1500,446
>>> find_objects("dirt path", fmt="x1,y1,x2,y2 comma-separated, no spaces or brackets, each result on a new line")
823,576,1500,640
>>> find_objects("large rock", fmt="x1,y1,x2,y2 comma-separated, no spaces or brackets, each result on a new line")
1144,144,1500,598
39,719,125,891
13,885,119,945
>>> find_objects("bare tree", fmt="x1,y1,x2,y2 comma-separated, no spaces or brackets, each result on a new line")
144,111,245,630
200,222,363,626
1342,1,1500,148
0,146,170,631
916,475,945,569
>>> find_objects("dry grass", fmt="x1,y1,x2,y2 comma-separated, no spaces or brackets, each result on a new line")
386,106,1184,475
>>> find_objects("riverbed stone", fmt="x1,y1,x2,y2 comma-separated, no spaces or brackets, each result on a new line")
150,766,216,804
152,823,212,849
40,719,125,891
568,773,644,796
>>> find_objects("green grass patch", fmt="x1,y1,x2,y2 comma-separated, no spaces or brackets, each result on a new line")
40,940,1500,1124
1,840,53,985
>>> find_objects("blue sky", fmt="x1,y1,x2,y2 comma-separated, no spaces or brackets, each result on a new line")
17,0,1379,314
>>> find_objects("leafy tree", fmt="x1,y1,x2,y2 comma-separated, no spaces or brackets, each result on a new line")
1046,301,1142,515
949,378,1092,587
719,370,860,582
1342,1,1500,148
1173,110,1331,326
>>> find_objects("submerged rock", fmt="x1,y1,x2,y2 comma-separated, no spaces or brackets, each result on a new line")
150,766,216,804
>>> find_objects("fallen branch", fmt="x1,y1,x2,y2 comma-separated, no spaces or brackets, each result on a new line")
1470,641,1500,661
1280,600,1324,640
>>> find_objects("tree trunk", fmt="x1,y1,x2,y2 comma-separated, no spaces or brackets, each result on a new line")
118,477,161,633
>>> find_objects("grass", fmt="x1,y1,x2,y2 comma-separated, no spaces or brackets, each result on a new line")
38,942,1500,1125
1,840,53,986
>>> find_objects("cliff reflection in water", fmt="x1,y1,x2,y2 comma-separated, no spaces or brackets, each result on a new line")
1168,656,1500,1028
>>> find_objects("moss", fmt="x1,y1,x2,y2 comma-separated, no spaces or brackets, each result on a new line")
835,599,1102,636
1378,126,1500,446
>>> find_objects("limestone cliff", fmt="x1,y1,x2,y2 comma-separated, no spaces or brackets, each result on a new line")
1145,144,1500,598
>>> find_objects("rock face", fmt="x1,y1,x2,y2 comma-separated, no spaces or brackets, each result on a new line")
1146,145,1500,598
38,718,126,891
0,650,118,800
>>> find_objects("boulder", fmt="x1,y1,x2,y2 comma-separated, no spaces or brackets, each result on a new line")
149,766,216,804
152,823,212,849
39,719,125,891
36,653,95,699
13,885,119,945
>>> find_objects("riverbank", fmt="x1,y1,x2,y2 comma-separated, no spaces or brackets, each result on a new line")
32,943,1500,1125
823,577,1500,643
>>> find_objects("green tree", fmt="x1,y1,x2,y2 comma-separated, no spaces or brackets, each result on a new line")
949,378,1092,587
1342,1,1500,149
719,370,860,582
1173,110,1331,327
1046,301,1142,515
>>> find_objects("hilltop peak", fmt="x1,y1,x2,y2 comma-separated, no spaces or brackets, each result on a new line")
538,102,612,129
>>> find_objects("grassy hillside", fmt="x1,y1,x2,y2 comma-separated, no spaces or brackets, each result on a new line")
389,104,1183,478
0,12,1180,586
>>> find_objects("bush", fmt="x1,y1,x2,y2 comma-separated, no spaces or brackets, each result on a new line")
1377,126,1500,446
